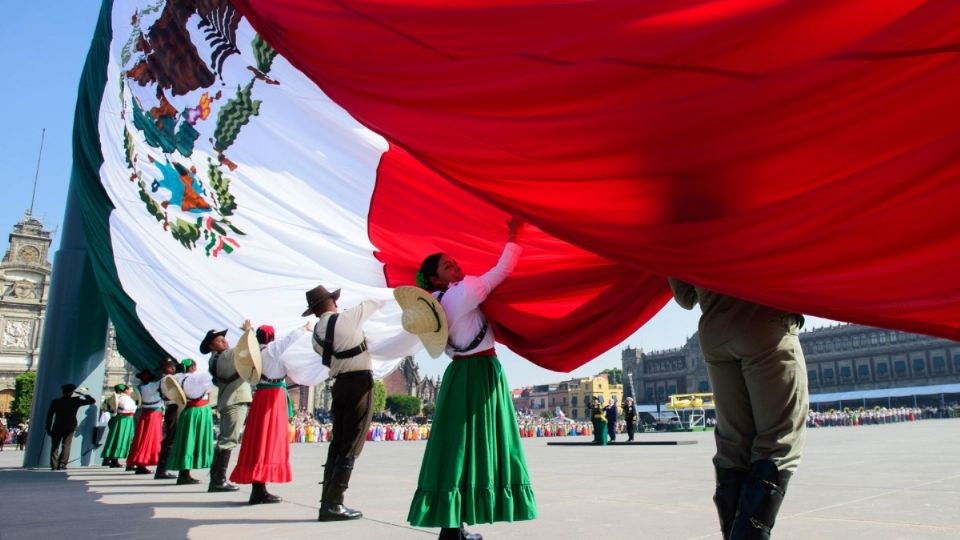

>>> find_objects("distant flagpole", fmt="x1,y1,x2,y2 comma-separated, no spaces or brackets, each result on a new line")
29,128,45,216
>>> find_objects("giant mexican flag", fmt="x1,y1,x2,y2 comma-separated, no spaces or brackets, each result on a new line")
77,0,960,374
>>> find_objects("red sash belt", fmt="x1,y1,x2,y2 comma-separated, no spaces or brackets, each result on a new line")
186,398,209,408
453,347,496,360
118,412,135,417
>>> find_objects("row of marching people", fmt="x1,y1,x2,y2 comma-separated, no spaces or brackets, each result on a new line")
807,406,928,427
287,421,432,443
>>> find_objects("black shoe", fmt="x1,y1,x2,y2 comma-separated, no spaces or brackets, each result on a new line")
135,466,153,475
250,491,282,505
154,470,177,480
125,463,136,471
109,459,123,468
208,481,240,492
317,503,362,521
176,471,201,485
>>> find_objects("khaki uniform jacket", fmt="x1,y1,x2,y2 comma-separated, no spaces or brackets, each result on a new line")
209,348,252,408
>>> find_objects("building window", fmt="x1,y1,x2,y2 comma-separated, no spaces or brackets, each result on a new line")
572,410,578,419
894,361,907,376
840,366,852,382
698,381,709,392
877,363,889,378
667,386,676,395
879,334,887,344
890,333,898,343
933,356,945,374
808,370,817,381
571,396,577,407
955,355,960,370
823,368,834,382
870,334,879,345
656,387,665,398
857,365,870,379
913,358,926,373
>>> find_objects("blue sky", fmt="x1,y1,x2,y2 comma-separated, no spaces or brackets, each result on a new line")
0,1,834,388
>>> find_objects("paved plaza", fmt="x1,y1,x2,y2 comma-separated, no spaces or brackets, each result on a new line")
1,419,958,539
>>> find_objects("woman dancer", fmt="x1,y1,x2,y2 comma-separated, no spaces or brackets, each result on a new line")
406,217,537,540
229,323,311,504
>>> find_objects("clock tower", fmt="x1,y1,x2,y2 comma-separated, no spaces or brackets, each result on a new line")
0,212,53,414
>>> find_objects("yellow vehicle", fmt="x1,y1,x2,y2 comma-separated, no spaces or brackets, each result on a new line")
664,393,715,431
666,393,715,411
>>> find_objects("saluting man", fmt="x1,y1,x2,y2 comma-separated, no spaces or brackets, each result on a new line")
201,320,253,493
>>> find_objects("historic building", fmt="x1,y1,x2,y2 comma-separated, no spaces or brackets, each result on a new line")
0,213,53,413
515,374,623,421
315,356,439,414
623,324,960,404
0,214,137,413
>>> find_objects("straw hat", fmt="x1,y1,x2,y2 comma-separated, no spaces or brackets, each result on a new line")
393,286,448,358
233,328,262,384
161,375,187,408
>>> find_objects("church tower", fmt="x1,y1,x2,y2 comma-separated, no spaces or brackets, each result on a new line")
0,212,53,413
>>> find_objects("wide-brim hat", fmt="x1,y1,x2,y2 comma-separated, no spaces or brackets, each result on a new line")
161,375,187,408
394,286,448,358
302,285,341,317
199,329,228,354
234,328,262,384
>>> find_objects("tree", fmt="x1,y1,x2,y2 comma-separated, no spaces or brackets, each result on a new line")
11,371,37,424
421,402,436,418
372,380,387,414
386,394,422,418
600,368,623,385
540,410,552,420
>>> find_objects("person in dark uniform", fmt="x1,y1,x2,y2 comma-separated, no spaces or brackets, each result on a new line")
590,396,607,446
623,397,638,442
305,284,383,522
45,384,96,470
604,397,619,443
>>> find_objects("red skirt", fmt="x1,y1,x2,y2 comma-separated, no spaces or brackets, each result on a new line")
127,409,163,466
229,387,292,484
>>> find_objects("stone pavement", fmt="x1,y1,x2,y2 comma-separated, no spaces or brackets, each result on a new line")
1,420,958,539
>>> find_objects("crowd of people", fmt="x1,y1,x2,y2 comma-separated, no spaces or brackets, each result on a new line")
0,415,28,451
807,404,960,427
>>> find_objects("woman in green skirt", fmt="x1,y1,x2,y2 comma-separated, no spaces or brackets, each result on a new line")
101,384,137,467
167,359,215,485
406,217,536,540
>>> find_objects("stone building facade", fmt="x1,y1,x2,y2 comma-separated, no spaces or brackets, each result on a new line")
0,214,136,413
0,214,53,413
623,324,960,404
314,356,439,414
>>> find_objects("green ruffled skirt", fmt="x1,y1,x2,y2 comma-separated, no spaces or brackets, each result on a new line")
101,415,135,458
167,404,214,470
408,354,537,527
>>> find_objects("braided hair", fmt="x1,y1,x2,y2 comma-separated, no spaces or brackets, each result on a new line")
416,253,444,291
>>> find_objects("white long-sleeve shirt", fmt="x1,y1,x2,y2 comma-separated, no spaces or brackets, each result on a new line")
312,299,387,377
181,370,214,400
261,327,310,380
117,394,137,414
138,381,163,409
437,242,522,357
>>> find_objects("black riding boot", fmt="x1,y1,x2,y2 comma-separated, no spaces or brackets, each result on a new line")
250,482,282,505
438,526,482,540
155,447,177,479
730,459,792,540
208,448,239,492
176,470,200,485
714,465,747,540
318,456,362,521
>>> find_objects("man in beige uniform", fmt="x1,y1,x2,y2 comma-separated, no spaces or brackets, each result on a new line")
201,319,253,493
304,284,385,522
668,278,808,540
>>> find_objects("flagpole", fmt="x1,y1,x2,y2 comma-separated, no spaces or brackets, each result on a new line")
29,128,45,216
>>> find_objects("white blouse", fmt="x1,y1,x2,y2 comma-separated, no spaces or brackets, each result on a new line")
261,327,310,380
437,242,522,357
181,370,214,400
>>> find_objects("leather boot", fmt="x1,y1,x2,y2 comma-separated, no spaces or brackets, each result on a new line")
176,470,200,485
154,468,177,480
714,465,747,540
730,459,792,540
208,449,239,492
438,528,461,540
109,458,123,468
135,466,153,475
318,456,362,521
249,482,282,505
